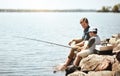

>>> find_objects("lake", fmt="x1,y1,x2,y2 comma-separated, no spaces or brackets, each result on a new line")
0,12,120,76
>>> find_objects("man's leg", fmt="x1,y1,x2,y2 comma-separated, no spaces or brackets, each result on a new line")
64,48,76,66
57,48,76,71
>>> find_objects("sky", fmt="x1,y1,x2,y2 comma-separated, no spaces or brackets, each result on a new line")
0,0,120,10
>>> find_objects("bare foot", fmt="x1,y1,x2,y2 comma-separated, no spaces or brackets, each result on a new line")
53,64,67,73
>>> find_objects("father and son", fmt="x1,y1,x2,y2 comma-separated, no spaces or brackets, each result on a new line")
54,17,119,74
55,17,100,71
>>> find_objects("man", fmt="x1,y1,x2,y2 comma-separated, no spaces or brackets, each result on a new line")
54,17,90,71
69,17,90,46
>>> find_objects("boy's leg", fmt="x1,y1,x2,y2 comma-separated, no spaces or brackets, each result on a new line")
73,49,92,66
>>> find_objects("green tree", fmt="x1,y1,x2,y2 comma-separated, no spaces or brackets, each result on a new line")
117,3,120,8
101,6,110,12
112,5,119,12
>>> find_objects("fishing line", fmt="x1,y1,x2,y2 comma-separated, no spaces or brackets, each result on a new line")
14,36,72,48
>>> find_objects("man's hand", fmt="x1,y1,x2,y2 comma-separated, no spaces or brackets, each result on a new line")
68,39,83,46
75,41,84,47
71,46,82,52
68,40,76,46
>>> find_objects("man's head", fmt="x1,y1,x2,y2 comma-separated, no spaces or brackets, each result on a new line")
89,28,98,37
80,17,89,29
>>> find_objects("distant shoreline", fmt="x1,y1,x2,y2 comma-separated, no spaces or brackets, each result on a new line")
0,9,96,12
0,9,119,13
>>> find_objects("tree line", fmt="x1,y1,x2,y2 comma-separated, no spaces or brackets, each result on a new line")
98,3,120,12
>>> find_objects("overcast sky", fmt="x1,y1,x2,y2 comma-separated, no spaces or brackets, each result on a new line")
0,0,120,9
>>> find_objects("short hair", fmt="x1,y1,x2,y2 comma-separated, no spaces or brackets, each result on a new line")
81,17,89,24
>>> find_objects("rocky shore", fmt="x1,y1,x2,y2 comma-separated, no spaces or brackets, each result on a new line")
68,33,120,76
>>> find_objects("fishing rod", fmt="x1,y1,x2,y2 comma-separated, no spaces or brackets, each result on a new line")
14,36,72,48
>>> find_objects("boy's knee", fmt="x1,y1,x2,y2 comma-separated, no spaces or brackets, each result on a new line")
76,53,82,58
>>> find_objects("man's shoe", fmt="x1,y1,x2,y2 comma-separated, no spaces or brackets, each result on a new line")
65,65,81,76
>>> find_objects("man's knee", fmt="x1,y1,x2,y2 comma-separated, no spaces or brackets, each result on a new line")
68,56,73,59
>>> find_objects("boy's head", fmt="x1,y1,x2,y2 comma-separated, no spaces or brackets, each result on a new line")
89,28,98,37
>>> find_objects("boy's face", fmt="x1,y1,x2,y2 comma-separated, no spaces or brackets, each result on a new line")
89,32,94,37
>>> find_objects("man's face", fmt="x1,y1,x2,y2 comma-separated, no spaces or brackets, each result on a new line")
80,20,87,29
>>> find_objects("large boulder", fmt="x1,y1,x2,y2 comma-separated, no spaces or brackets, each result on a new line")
86,71,114,76
68,71,86,76
68,71,115,76
79,54,114,71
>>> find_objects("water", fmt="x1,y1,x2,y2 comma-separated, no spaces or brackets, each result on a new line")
0,12,120,76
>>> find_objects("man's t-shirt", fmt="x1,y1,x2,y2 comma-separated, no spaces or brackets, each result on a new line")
82,26,90,41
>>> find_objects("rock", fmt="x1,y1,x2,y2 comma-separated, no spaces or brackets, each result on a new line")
109,38,117,45
79,54,114,71
86,71,114,76
114,70,120,76
68,53,120,76
68,71,86,76
112,52,120,71
112,61,120,71
68,71,115,76
113,39,120,53
109,33,120,46
112,33,120,39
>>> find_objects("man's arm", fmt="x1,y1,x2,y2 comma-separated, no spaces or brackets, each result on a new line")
75,41,84,47
68,38,83,46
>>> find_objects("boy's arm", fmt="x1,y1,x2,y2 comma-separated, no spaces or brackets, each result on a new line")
86,38,95,49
